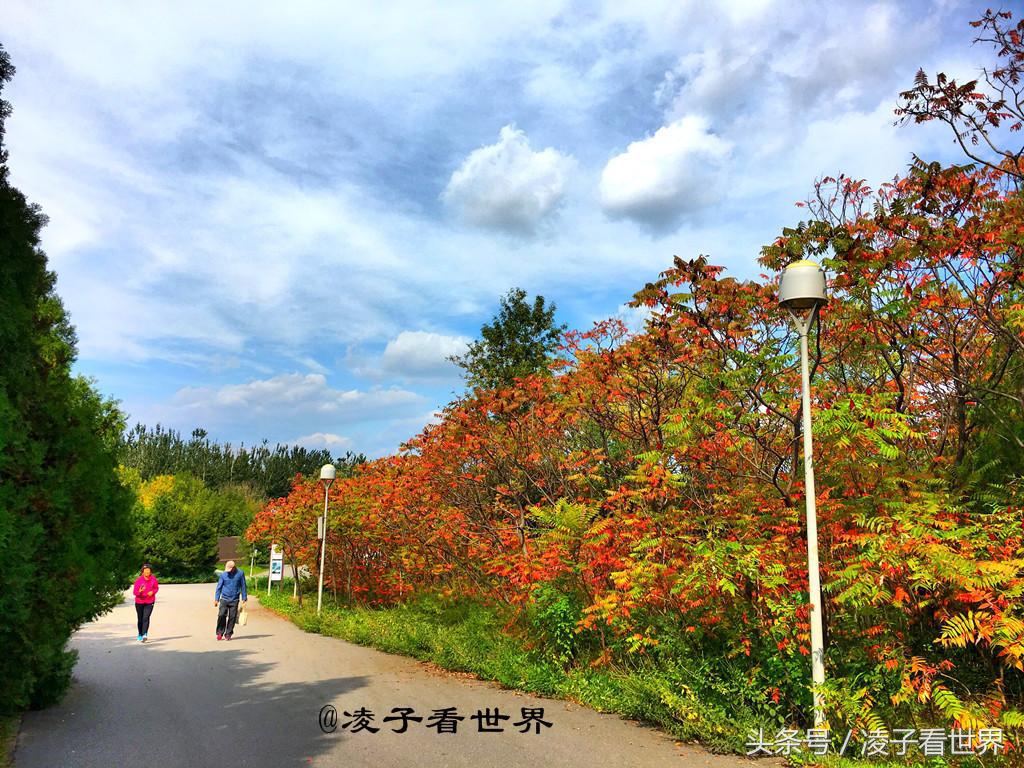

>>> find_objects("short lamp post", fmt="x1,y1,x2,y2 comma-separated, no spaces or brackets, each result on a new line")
779,259,828,728
317,464,336,614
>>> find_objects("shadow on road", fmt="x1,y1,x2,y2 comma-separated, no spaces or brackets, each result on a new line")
140,635,191,644
16,627,369,768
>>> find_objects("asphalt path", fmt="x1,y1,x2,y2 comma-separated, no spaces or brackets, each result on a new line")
14,584,760,767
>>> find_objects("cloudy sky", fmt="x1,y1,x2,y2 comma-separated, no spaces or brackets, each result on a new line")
4,0,983,456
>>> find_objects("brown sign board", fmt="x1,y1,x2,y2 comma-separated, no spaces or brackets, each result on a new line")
218,536,241,563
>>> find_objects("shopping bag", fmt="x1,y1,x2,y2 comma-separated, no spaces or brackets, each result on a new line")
238,604,248,626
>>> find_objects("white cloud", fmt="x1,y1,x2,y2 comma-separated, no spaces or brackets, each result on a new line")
293,432,354,451
613,304,654,336
3,0,974,460
442,125,575,235
524,64,601,114
295,356,331,375
5,1,961,370
169,373,425,424
380,331,470,379
599,116,731,232
652,2,942,147
346,331,470,383
131,372,435,459
656,47,767,124
796,101,914,187
60,274,247,363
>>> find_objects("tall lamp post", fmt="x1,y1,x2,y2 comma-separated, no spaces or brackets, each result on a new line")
779,259,828,727
317,463,336,614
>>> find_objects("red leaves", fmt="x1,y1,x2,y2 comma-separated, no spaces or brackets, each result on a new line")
230,137,1024,729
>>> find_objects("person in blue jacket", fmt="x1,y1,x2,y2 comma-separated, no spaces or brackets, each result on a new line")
214,560,247,640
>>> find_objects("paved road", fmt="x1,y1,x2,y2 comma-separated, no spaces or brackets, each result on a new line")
15,584,757,767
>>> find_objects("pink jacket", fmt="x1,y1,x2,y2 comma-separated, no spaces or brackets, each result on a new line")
133,574,159,604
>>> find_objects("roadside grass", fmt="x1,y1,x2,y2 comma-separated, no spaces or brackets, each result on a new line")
787,757,999,768
258,588,1016,767
258,589,741,755
258,589,751,753
0,714,19,768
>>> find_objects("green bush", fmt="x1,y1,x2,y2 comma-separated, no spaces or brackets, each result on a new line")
126,473,259,580
529,582,587,665
145,481,218,579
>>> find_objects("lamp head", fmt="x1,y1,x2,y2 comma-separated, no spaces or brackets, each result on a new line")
778,259,827,311
320,463,337,483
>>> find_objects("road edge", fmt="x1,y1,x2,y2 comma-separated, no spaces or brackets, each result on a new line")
251,594,788,767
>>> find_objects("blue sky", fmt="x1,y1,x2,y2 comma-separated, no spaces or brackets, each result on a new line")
4,0,983,457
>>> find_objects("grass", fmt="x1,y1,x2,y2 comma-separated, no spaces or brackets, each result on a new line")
788,756,1003,768
0,714,19,768
259,588,764,755
258,587,1020,767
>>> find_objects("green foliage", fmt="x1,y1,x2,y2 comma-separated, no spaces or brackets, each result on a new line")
147,492,217,579
0,47,134,713
529,582,587,665
213,482,263,536
959,348,1024,490
451,287,566,390
129,473,260,580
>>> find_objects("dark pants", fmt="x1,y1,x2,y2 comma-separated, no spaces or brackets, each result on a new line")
217,600,239,637
135,602,154,636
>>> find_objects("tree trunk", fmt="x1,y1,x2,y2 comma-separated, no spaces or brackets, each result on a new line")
292,556,302,606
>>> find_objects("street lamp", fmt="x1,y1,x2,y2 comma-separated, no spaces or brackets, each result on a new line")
779,259,828,727
317,464,336,614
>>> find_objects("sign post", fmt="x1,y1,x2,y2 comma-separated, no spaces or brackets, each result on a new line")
269,543,284,594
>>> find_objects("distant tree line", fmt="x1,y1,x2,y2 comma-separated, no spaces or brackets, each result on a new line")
119,423,366,499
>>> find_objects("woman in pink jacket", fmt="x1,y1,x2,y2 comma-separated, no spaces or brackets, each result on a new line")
132,563,159,642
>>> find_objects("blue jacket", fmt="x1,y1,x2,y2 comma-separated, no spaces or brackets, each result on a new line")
215,568,247,602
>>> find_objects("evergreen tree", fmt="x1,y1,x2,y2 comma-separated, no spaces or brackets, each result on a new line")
0,46,134,712
451,287,565,390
